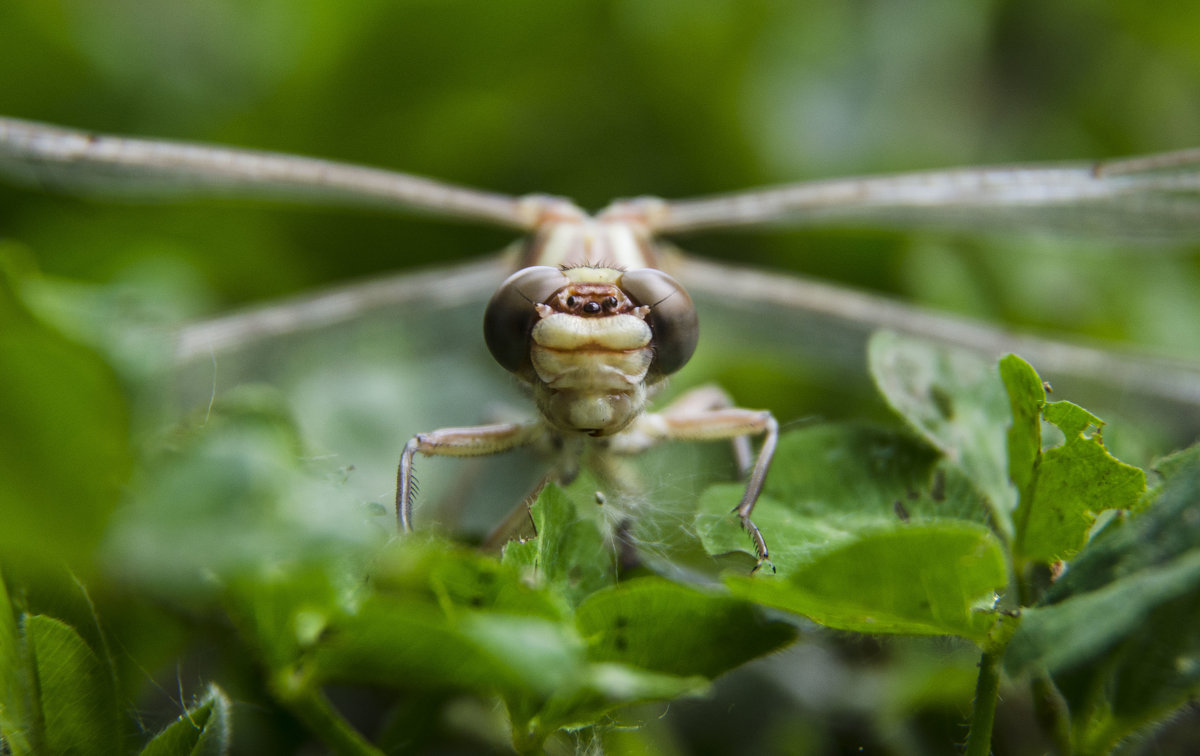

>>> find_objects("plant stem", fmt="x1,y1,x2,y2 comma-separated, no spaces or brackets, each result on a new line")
272,667,385,756
964,647,1002,756
1031,673,1072,755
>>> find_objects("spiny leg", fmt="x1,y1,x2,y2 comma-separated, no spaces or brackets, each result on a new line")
397,421,545,532
621,393,779,564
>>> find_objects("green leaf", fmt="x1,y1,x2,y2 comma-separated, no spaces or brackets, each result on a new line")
307,539,579,699
574,577,796,678
226,536,732,748
0,567,33,756
0,264,132,572
869,331,1016,538
280,539,742,751
530,662,707,740
726,522,1007,641
314,584,715,755
1041,401,1101,440
1002,355,1146,563
1010,460,1200,668
1016,415,1145,563
1008,549,1200,675
501,536,539,572
1150,442,1200,485
999,354,1044,499
224,563,348,671
372,538,568,621
26,614,121,756
315,594,583,698
312,593,485,684
696,424,992,571
696,424,1006,641
521,481,618,605
1006,460,1200,752
139,684,232,756
229,536,569,685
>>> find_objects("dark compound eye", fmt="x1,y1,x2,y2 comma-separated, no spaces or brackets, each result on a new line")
619,268,698,377
483,266,569,376
604,296,618,309
566,295,578,308
583,301,602,314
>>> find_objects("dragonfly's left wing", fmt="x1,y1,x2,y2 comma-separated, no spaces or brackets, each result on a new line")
0,116,545,230
648,149,1200,242
675,255,1200,435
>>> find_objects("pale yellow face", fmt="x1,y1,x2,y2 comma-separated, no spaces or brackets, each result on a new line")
529,284,655,435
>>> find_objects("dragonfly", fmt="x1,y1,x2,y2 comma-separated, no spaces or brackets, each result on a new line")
3,115,1200,563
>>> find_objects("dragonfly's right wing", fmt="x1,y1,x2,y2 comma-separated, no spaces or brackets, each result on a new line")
0,116,544,230
174,255,514,363
166,254,539,536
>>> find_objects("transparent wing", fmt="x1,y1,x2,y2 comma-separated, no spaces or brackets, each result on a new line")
672,255,1200,434
172,253,1200,442
174,256,514,363
169,255,545,536
0,115,540,230
650,149,1200,242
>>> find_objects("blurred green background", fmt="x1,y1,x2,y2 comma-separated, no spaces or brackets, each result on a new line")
2,2,1200,753
1,0,1198,339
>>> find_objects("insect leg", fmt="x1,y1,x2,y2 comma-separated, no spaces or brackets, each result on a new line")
656,384,755,474
397,421,545,532
625,404,778,562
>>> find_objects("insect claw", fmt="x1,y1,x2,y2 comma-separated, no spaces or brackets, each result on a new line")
736,511,770,568
750,558,776,575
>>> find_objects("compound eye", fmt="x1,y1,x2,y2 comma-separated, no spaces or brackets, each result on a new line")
619,268,699,377
483,266,569,375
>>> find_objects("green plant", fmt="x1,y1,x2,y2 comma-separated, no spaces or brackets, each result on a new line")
2,260,1199,755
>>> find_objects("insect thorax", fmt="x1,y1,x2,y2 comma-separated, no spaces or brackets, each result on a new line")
516,216,659,271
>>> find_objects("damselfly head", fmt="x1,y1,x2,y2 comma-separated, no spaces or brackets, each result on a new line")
482,264,699,436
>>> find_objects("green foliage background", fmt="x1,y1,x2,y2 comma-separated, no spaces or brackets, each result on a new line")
1,2,1200,754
